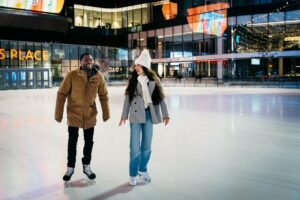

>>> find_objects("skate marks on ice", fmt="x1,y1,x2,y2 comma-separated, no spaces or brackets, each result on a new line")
64,178,96,188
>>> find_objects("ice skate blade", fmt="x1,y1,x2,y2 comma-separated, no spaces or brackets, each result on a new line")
64,181,71,187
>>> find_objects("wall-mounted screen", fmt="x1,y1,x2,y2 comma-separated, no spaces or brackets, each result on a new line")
0,0,64,14
186,3,229,37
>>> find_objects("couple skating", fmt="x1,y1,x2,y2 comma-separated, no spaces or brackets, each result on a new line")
55,49,170,186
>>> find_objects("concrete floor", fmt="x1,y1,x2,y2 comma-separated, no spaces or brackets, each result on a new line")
0,87,300,200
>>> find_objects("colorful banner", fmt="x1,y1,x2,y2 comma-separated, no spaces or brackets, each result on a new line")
0,0,64,14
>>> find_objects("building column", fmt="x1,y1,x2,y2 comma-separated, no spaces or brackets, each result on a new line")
231,60,236,78
217,61,223,81
279,58,283,76
208,62,211,77
278,39,284,77
217,37,223,80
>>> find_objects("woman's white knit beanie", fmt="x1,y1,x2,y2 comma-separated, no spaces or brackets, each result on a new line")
134,49,152,69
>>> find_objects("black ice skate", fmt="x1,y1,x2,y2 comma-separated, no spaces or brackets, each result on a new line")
83,164,96,179
63,167,74,181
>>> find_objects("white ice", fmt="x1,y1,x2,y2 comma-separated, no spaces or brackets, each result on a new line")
0,87,300,200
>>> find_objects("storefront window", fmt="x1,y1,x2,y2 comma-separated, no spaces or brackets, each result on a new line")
122,8,128,28
237,15,251,25
147,30,156,57
61,44,70,72
9,42,18,68
173,25,182,43
74,5,84,27
93,8,102,28
142,4,149,25
26,43,34,68
102,10,112,29
112,11,122,29
132,33,139,48
133,6,142,26
128,7,133,27
78,45,87,57
69,45,79,70
51,44,63,78
269,12,285,51
285,10,300,50
18,42,26,68
157,29,164,59
164,27,172,58
128,34,132,48
0,40,128,84
34,43,42,68
108,47,117,66
183,24,192,42
42,43,51,69
140,32,147,47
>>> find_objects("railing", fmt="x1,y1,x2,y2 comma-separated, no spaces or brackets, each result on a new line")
101,77,300,89
159,77,300,89
4,75,298,89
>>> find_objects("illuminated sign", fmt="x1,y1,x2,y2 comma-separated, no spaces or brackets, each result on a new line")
0,49,49,61
251,58,260,65
284,36,300,42
0,0,65,14
186,3,229,37
162,2,177,20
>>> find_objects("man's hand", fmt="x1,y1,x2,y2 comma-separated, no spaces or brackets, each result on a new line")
103,116,110,122
55,117,62,123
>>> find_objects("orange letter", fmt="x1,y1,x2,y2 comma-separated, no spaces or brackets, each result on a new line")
25,50,34,60
10,49,18,60
42,50,48,61
18,50,25,60
34,50,41,60
0,48,5,60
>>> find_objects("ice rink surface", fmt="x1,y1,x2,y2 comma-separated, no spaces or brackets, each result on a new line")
0,87,300,200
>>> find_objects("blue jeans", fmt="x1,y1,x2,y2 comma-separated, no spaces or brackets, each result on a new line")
129,110,153,177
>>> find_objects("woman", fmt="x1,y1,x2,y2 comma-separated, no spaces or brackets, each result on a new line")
119,49,170,186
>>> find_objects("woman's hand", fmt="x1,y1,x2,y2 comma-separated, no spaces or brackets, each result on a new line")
119,119,127,126
163,117,169,126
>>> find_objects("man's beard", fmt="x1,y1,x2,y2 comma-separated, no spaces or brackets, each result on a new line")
82,64,92,70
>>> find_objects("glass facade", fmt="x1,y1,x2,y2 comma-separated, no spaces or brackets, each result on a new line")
1,0,299,89
0,40,128,83
73,1,178,29
127,1,300,80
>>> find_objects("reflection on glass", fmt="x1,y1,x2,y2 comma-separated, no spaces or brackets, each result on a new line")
20,71,26,81
11,72,17,81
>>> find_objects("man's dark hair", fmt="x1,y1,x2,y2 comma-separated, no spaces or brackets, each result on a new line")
80,52,92,61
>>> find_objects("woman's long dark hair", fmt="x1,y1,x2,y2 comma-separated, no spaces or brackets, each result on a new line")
125,66,165,105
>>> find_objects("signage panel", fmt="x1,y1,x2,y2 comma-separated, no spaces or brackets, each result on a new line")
0,0,64,14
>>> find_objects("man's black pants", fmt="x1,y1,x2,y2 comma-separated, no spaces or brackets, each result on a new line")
67,126,94,168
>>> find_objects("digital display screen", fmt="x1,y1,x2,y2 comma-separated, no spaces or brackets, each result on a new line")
162,2,177,20
0,0,64,14
186,3,229,37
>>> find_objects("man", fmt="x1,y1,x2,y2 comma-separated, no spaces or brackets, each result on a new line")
55,52,110,181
